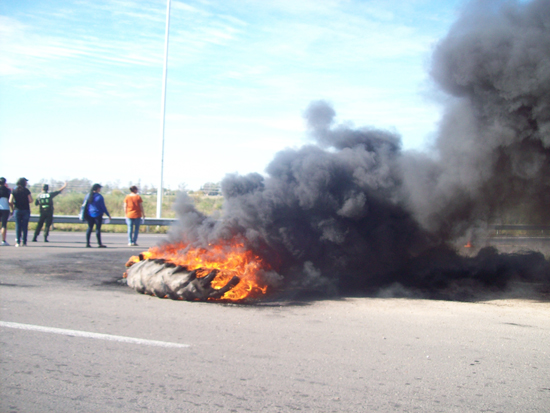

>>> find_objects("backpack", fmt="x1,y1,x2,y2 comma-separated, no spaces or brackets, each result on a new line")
79,193,92,221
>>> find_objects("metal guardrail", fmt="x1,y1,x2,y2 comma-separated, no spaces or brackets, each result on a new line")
489,225,550,231
23,217,550,231
28,215,177,226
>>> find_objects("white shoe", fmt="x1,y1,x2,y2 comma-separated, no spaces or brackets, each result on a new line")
128,243,133,246
1,241,8,246
15,243,20,247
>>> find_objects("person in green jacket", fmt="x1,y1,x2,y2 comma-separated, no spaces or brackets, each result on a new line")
32,182,67,242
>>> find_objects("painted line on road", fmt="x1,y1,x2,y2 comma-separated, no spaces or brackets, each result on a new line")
0,321,189,348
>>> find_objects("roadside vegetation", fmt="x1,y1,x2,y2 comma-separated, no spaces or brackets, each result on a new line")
6,178,223,234
6,178,547,237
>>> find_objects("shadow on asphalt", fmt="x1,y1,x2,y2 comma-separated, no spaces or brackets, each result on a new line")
4,236,550,306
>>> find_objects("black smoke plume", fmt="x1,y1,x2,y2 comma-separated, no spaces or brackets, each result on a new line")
403,0,550,242
169,0,550,298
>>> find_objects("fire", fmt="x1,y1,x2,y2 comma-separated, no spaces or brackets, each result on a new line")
126,240,270,301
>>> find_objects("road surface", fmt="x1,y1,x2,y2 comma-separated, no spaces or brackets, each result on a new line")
1,232,549,412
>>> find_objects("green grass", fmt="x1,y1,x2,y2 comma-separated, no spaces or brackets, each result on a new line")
15,192,224,234
29,191,223,217
4,221,170,234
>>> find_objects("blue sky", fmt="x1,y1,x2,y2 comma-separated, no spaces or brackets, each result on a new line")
1,0,462,190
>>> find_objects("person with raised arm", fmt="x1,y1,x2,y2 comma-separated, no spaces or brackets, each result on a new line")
32,181,67,242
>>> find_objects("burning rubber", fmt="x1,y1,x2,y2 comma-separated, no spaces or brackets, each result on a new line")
126,258,241,301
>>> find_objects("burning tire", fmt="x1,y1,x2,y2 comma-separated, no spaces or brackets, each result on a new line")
125,258,240,301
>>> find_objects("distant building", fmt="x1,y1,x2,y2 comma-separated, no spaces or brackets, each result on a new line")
200,182,221,196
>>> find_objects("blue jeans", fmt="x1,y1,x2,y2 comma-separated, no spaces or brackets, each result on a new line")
14,209,30,244
126,218,141,244
86,216,103,246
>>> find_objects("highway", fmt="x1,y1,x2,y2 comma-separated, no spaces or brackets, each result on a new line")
1,232,549,412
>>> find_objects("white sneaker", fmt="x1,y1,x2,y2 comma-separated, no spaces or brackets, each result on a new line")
1,241,8,246
15,243,20,247
128,243,133,246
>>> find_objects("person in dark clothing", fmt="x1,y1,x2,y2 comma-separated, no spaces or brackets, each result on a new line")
83,183,112,248
8,177,33,247
32,182,67,242
0,177,12,246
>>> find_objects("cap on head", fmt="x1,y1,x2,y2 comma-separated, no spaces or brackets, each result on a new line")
16,177,28,186
92,183,102,191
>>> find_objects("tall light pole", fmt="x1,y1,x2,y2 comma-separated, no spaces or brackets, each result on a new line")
157,0,172,218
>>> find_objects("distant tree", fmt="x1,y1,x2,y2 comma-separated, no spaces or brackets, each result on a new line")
66,178,93,193
29,182,43,193
177,183,188,194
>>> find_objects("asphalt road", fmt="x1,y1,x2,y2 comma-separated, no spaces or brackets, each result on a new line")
1,232,549,412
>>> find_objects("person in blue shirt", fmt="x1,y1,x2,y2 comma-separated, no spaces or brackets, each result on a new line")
84,183,112,248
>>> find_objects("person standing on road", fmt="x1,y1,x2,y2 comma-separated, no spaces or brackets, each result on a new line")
32,182,67,243
84,183,112,248
0,177,12,246
124,185,145,246
8,177,33,247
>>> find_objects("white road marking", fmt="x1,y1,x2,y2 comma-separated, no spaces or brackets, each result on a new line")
0,321,189,348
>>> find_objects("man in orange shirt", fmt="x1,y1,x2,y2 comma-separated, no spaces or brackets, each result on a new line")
124,186,145,246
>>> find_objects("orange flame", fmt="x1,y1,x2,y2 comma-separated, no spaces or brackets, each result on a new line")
126,240,270,301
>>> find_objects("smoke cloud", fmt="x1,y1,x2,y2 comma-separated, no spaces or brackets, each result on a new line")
403,0,550,241
169,0,550,298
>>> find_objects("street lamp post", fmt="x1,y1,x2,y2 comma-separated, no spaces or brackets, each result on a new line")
157,0,172,219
